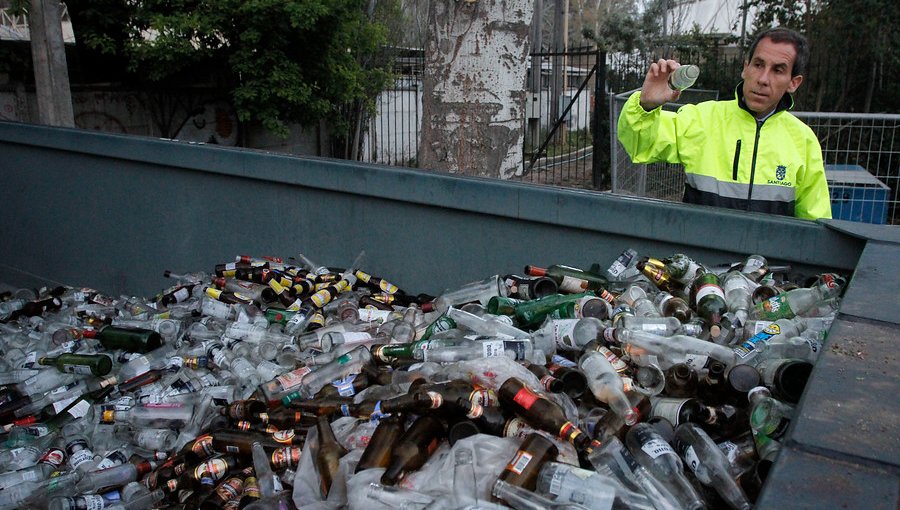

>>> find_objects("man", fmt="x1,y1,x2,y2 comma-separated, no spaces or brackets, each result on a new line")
617,27,832,220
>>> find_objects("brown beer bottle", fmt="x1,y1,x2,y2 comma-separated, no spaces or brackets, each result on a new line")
381,415,446,486
497,377,598,453
496,432,559,491
355,413,405,473
314,416,348,498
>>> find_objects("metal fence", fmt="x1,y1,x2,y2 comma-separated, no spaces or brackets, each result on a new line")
360,48,604,189
610,90,900,224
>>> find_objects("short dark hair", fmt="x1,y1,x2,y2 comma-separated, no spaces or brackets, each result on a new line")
747,27,809,77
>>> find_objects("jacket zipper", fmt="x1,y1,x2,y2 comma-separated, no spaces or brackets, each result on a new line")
732,140,742,180
747,121,763,210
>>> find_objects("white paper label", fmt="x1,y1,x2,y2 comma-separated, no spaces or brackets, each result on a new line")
559,276,587,294
683,445,702,473
641,438,675,459
552,319,581,350
67,399,91,419
481,340,505,358
696,283,725,302
52,396,79,413
651,398,687,425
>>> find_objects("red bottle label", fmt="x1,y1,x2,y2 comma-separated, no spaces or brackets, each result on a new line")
512,387,539,410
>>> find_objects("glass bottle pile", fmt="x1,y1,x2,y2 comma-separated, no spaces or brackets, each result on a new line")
0,250,842,509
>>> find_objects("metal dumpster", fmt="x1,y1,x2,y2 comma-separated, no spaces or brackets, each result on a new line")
0,121,897,509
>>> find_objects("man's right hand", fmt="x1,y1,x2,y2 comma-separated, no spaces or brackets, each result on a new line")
639,59,682,111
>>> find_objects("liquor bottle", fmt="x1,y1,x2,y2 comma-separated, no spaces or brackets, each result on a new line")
673,423,751,510
610,329,737,369
755,358,813,404
74,457,157,494
101,402,195,429
654,291,693,323
38,353,113,377
355,413,405,473
524,264,610,293
579,351,639,426
624,422,705,510
618,315,685,337
289,345,373,400
690,271,727,336
503,274,559,300
314,416,348,498
418,338,536,363
732,317,806,365
722,271,755,327
495,432,559,491
0,447,65,490
534,461,618,510
381,415,446,485
428,274,509,313
497,377,596,453
751,273,844,321
667,64,700,91
445,306,529,340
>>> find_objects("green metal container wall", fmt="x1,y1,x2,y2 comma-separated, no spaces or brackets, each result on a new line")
0,121,897,508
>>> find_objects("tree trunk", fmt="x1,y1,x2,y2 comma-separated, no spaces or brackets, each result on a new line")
420,0,534,178
29,0,74,127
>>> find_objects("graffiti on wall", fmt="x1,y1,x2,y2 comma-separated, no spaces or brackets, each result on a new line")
173,100,238,146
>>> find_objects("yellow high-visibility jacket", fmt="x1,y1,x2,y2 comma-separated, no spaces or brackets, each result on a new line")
617,86,832,220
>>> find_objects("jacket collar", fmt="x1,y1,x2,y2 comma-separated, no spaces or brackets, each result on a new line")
734,81,794,119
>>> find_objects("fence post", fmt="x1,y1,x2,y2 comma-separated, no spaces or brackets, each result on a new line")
592,50,609,189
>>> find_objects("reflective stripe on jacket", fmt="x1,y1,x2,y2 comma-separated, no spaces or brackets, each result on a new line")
617,86,832,220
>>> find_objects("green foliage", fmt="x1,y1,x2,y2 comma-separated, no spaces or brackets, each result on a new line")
65,0,396,138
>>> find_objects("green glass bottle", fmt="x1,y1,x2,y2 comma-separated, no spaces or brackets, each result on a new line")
38,353,113,376
512,292,595,327
690,271,727,336
83,325,162,353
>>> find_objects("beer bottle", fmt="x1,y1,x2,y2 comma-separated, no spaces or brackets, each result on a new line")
674,423,752,510
381,415,446,485
495,432,559,492
625,422,705,510
497,377,596,453
355,413,405,473
502,274,559,300
664,363,699,397
314,416,348,498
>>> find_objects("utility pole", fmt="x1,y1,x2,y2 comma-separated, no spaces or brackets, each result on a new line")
28,0,74,127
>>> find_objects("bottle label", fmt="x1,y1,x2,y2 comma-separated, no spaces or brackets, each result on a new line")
596,346,628,373
734,323,781,359
97,449,130,470
470,387,496,407
52,395,79,414
695,283,726,303
274,366,312,392
756,295,793,321
550,354,578,368
61,363,95,375
551,319,581,350
378,280,399,294
650,398,688,425
559,275,588,294
332,374,358,397
273,430,296,444
358,309,391,323
683,445,702,473
67,398,91,419
66,439,95,469
641,438,676,459
78,495,106,510
340,332,373,346
195,458,229,484
502,417,533,439
172,287,190,302
505,450,534,475
214,477,244,503
39,447,66,467
271,447,302,469
683,354,709,370
512,387,539,410
480,340,505,358
191,435,215,459
540,374,557,391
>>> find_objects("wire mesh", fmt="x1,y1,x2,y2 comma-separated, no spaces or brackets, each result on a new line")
610,91,900,224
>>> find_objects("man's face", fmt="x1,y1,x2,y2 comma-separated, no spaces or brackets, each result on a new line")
741,37,804,118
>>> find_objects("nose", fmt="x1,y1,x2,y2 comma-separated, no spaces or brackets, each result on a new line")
757,67,771,86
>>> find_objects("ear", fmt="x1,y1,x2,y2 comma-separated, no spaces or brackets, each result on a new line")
787,74,803,93
741,60,749,81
